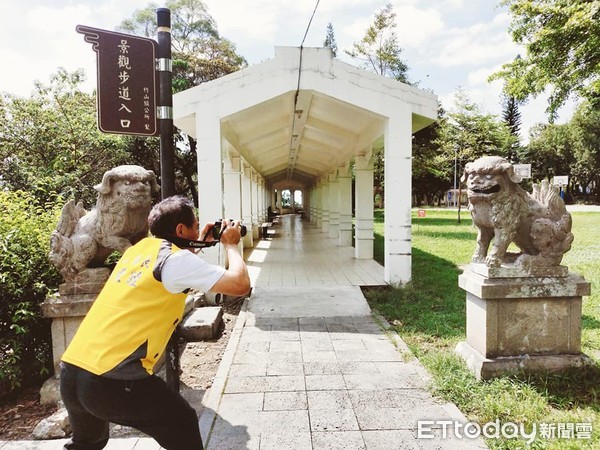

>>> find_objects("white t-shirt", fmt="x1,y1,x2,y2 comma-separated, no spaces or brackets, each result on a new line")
161,250,226,294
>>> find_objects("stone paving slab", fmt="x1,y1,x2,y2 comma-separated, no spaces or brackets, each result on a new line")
246,286,372,317
198,288,488,450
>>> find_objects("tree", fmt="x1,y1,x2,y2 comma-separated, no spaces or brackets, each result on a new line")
516,101,600,201
0,191,62,395
0,69,130,206
412,105,451,206
429,89,516,213
518,123,574,189
502,94,522,139
117,0,246,93
443,89,515,164
117,0,247,204
345,3,410,82
501,92,523,162
490,0,600,120
566,102,600,201
323,22,338,57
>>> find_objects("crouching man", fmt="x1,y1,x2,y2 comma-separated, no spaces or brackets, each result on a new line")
60,195,250,450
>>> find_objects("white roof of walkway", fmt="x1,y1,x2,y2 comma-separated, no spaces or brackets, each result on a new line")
173,46,438,191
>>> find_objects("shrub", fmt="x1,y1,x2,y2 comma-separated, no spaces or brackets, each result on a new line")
0,190,62,397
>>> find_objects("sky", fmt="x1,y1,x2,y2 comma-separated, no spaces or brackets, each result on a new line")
1,0,577,141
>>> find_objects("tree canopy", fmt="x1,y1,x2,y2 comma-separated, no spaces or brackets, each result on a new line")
345,3,409,82
520,101,600,201
117,0,246,93
0,69,130,206
116,0,247,203
491,0,600,120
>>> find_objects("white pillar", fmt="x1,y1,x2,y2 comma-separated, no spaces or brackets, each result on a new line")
384,110,413,285
315,182,323,227
257,178,264,222
338,166,353,247
223,153,244,257
328,172,339,239
223,153,242,220
195,109,223,265
251,170,260,239
195,112,223,226
321,179,330,233
302,188,309,220
276,189,282,211
311,186,316,223
241,163,254,248
270,187,276,215
355,154,374,260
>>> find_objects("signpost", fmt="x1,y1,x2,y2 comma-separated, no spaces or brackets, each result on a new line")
553,175,569,187
513,163,532,179
76,25,159,136
78,9,179,393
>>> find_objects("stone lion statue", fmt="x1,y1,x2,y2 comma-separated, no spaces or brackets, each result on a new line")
49,165,160,281
461,156,573,269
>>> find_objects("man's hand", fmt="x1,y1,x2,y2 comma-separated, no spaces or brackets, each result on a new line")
219,220,242,246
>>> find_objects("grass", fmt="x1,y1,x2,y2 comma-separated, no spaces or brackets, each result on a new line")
365,208,600,449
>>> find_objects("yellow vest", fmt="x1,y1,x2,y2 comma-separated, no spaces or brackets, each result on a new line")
62,238,187,379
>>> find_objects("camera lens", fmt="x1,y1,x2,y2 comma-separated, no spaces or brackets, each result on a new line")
212,220,222,240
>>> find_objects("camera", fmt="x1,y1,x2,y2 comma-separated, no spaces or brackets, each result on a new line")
212,219,247,240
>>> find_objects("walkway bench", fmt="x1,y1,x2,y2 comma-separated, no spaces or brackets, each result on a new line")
261,222,273,238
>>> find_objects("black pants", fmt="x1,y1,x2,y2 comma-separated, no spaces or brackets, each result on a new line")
60,362,203,450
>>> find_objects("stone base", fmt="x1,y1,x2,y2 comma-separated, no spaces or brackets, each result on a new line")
457,266,592,380
58,267,111,296
470,262,568,279
180,306,223,341
456,341,593,380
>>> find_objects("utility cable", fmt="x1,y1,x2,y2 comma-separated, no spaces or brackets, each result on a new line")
289,0,321,180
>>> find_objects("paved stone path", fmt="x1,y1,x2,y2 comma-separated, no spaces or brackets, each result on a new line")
196,286,487,449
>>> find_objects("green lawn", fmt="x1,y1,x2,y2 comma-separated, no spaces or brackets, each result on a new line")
365,209,600,449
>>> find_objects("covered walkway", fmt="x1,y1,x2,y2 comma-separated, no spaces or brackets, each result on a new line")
174,46,438,285
245,214,386,288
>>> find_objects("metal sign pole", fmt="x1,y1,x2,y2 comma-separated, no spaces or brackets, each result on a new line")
156,7,180,393
157,8,175,198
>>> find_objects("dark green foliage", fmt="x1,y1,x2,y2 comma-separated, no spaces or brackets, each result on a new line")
0,191,62,397
0,69,131,207
492,0,600,120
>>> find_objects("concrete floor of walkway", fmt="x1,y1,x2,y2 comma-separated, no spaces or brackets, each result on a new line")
1,215,487,449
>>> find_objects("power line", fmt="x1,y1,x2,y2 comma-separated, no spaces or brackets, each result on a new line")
301,0,321,47
289,0,321,181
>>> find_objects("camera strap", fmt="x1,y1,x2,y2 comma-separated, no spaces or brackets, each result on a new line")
165,235,219,249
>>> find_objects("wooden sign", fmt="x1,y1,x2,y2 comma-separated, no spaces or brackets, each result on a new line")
77,25,159,136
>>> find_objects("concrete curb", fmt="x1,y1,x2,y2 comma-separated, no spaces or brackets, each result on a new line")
371,311,481,430
198,298,249,447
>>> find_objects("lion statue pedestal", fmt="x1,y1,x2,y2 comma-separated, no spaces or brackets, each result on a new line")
41,268,111,379
456,264,591,380
455,156,592,380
